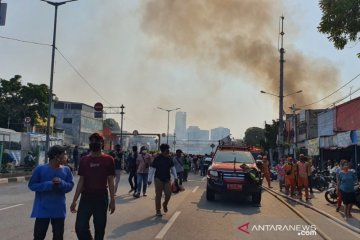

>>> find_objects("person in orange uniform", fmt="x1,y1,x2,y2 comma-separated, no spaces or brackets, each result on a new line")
297,155,311,201
262,156,272,188
284,156,297,196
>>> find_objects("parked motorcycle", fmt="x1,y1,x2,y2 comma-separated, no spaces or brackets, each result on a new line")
312,169,331,192
325,184,360,208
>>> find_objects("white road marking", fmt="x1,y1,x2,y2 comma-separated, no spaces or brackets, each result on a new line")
0,204,24,212
192,186,199,193
155,211,181,239
202,177,206,181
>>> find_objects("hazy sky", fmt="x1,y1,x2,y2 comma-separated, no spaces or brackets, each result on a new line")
1,0,359,139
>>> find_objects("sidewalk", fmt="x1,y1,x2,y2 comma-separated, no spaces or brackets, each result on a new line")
266,179,360,230
0,171,32,184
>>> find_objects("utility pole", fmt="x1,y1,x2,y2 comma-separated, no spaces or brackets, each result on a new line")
42,0,78,163
278,15,285,160
289,104,300,160
120,104,125,149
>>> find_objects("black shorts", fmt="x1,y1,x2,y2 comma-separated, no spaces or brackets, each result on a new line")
341,190,356,205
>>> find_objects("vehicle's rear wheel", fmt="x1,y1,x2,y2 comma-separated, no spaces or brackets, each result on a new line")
206,186,215,201
252,191,262,204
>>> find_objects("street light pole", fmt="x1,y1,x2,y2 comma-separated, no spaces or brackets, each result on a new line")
41,0,78,163
278,15,285,160
157,107,180,144
120,104,125,149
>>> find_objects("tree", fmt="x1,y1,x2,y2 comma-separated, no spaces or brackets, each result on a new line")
318,0,360,58
261,120,279,150
0,75,49,131
244,127,265,147
103,118,121,131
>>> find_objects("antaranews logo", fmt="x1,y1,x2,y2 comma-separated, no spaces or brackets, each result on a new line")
238,222,317,236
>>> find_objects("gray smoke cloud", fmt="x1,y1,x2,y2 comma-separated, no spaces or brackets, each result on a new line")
140,0,339,108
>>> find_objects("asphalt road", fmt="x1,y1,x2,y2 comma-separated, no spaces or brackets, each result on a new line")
0,173,359,240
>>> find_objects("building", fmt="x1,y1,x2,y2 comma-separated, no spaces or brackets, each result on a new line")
187,126,209,141
51,101,103,147
175,111,187,140
210,127,230,140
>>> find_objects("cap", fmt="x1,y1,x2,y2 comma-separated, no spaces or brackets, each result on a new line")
176,149,183,153
47,145,67,160
89,132,104,141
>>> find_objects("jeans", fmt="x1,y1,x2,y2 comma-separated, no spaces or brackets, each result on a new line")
154,178,171,212
33,218,64,240
128,171,137,190
136,173,148,194
177,172,183,185
114,170,121,194
75,193,109,240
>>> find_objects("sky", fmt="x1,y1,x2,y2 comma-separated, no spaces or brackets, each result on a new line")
0,0,359,139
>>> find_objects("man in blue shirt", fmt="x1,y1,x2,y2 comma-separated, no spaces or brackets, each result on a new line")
28,145,74,240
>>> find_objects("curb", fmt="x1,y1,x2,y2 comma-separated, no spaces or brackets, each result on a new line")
263,186,360,234
0,175,32,184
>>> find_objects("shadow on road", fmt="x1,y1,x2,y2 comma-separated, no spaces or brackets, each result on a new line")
194,191,261,216
107,215,167,239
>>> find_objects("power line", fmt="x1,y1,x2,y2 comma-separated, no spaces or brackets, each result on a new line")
0,35,51,47
0,34,113,106
55,48,112,106
299,72,360,108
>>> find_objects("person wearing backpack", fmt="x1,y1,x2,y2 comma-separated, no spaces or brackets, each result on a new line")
284,156,297,197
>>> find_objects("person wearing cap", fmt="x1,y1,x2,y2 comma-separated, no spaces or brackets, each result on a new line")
28,145,74,240
284,156,297,196
173,149,184,186
70,132,115,240
261,156,272,188
148,144,178,216
134,146,153,198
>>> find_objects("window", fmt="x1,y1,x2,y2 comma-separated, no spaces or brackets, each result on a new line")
214,151,254,163
63,118,72,124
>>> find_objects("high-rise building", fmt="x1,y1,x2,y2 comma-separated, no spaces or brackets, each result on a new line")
187,126,209,140
211,127,231,140
175,111,187,139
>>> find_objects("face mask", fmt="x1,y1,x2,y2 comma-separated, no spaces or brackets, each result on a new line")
89,142,102,152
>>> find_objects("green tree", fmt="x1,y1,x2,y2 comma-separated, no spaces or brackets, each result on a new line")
103,118,121,131
318,0,360,57
0,75,49,131
261,120,279,150
244,127,265,147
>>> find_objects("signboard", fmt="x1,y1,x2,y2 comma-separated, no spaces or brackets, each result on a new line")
94,102,103,112
306,138,319,156
94,111,103,118
24,117,31,123
0,3,7,26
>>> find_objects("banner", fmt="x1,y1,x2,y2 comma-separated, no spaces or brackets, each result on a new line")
337,131,352,148
306,138,319,156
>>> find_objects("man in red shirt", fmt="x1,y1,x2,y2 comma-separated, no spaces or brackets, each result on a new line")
70,133,115,240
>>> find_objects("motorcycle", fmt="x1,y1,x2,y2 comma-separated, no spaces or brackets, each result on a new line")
312,169,330,192
325,184,360,208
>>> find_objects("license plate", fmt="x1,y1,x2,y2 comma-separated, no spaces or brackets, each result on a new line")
227,184,242,190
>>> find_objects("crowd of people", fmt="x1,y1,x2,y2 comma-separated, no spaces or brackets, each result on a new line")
270,154,358,220
27,132,215,240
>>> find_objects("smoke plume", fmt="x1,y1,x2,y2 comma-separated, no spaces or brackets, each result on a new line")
140,0,339,109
